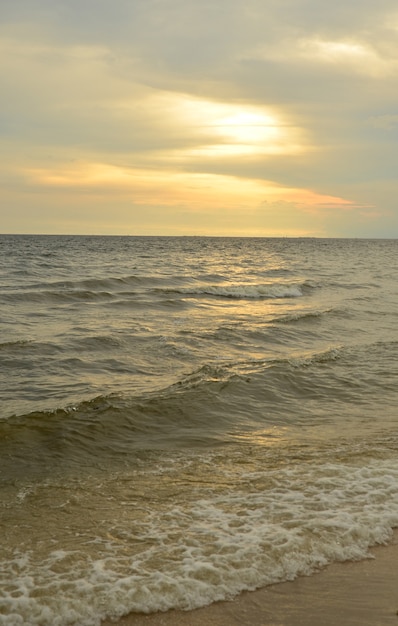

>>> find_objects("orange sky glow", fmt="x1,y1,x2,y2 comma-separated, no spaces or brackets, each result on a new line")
1,1,397,236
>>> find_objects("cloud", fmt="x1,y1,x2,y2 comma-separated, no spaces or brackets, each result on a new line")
0,0,398,235
369,114,398,130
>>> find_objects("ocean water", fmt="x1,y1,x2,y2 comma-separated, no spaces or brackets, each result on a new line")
0,235,397,626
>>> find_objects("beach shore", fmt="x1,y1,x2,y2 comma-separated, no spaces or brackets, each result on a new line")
102,531,398,626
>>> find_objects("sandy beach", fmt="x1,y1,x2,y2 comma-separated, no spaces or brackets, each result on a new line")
102,531,398,626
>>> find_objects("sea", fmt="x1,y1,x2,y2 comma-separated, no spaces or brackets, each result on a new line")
0,235,397,626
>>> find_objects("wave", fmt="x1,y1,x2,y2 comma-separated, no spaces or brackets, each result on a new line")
0,274,176,304
2,289,116,304
274,308,342,323
0,280,311,305
7,274,166,292
0,338,63,356
161,281,313,299
3,340,396,478
0,339,32,351
3,441,398,626
2,275,317,306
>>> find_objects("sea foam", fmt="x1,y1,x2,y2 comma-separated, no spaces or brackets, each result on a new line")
2,453,398,626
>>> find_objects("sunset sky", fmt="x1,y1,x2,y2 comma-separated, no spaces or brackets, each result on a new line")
1,0,398,237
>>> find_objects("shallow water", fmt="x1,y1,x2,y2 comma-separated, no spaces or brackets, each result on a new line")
0,236,397,625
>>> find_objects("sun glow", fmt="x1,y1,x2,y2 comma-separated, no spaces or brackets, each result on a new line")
143,93,305,157
184,99,301,155
213,111,279,142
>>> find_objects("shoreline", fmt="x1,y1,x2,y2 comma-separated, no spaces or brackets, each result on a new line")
102,531,398,626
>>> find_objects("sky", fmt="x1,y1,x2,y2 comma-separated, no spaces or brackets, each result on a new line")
1,0,398,237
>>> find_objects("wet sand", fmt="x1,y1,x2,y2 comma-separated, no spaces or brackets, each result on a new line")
102,531,398,626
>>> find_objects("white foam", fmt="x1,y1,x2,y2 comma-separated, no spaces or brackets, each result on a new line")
167,283,304,299
2,455,398,625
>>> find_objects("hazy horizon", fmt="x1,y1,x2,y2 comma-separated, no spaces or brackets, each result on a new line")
1,232,397,240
